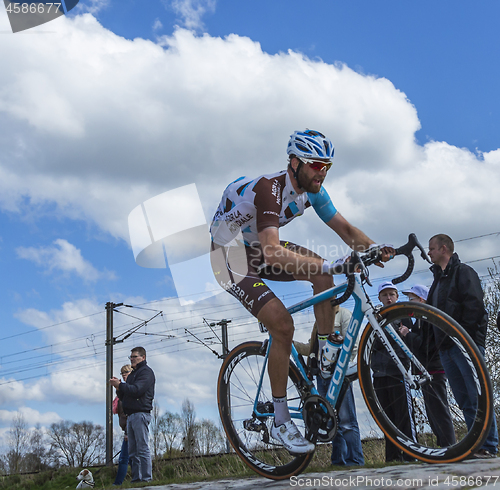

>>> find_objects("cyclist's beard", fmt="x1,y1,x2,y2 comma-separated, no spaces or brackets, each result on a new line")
298,166,324,193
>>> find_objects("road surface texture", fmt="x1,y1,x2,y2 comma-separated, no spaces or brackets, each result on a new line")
127,457,500,489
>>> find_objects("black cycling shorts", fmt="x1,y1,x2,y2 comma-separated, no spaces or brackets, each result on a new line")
210,240,317,318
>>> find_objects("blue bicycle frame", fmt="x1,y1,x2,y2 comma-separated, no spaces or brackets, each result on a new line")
251,273,430,425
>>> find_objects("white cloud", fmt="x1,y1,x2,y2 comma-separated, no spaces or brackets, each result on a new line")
16,239,115,282
170,0,216,31
0,379,46,405
153,18,163,32
0,407,62,426
15,297,105,346
0,14,422,244
0,11,496,293
76,0,110,15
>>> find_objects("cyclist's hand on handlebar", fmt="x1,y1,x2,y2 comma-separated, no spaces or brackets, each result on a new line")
369,243,395,268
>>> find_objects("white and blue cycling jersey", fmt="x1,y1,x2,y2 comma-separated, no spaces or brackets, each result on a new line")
210,169,337,248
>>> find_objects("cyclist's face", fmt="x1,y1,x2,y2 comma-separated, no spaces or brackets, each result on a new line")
379,288,398,306
298,160,327,193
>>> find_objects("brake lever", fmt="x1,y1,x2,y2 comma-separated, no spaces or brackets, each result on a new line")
353,251,372,287
414,235,431,264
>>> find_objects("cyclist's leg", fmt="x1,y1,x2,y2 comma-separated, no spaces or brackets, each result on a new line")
257,298,294,419
211,241,313,452
285,242,336,337
278,242,337,372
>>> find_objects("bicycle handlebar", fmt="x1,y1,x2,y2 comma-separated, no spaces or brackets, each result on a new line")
330,233,430,306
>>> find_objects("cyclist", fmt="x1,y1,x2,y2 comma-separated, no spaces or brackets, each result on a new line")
210,129,393,454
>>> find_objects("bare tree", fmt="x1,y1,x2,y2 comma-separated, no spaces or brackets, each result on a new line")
48,421,77,467
194,419,225,455
149,402,166,460
6,412,30,473
48,420,105,467
180,399,197,456
158,411,182,458
484,261,500,417
23,424,49,472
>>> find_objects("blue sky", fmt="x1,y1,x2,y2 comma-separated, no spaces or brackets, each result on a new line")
0,0,499,450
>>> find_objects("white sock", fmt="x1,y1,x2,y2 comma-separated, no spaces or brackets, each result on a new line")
318,334,328,355
273,395,290,427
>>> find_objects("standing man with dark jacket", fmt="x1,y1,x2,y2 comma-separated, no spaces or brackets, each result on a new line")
427,234,498,458
110,347,155,482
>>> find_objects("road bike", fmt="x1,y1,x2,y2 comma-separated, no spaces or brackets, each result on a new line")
217,234,494,480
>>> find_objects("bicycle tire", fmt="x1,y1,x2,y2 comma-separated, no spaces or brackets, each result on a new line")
358,302,493,463
217,341,314,480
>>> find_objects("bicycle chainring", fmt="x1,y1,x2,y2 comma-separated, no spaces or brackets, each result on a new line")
302,395,337,443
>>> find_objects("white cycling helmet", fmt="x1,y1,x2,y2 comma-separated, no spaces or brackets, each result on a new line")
287,129,335,162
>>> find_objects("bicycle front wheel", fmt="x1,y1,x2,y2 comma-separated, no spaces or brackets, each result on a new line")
358,302,493,463
217,341,314,480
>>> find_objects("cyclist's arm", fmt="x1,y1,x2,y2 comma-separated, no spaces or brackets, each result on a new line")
258,227,324,273
326,213,374,252
326,213,394,263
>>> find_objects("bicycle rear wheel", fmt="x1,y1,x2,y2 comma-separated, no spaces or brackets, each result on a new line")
358,302,493,463
217,341,314,480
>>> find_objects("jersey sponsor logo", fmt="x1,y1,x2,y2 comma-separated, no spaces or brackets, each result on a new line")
262,211,279,216
253,282,265,287
221,280,255,311
224,210,253,234
258,290,271,301
271,180,281,205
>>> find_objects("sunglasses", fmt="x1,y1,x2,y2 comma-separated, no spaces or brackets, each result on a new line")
298,157,332,172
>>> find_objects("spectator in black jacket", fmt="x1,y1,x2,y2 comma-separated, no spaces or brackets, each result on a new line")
110,347,155,482
427,234,498,458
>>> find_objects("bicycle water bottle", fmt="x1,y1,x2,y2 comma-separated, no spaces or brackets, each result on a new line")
321,330,344,371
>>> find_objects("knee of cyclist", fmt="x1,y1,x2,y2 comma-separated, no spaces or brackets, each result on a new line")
272,319,294,344
313,273,334,291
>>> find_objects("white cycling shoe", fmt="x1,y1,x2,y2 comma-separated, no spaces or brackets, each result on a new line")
270,420,315,454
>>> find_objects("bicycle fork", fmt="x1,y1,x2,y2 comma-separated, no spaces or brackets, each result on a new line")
365,309,432,389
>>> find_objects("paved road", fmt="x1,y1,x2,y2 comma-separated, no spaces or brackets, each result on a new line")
128,458,500,489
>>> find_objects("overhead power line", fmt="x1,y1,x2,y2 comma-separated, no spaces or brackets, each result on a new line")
2,231,499,386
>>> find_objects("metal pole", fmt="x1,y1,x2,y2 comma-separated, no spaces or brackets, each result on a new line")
220,319,231,453
221,319,230,359
105,302,114,466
